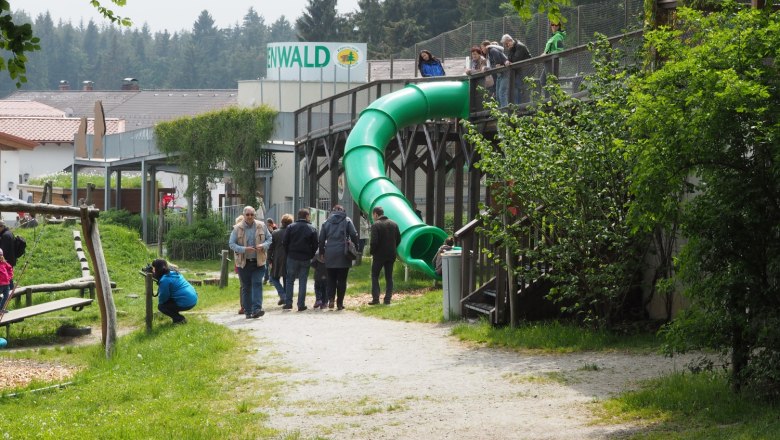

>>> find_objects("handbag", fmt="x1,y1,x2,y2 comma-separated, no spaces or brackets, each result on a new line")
345,239,359,260
483,74,494,88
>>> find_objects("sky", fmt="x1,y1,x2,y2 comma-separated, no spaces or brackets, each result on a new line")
15,0,362,34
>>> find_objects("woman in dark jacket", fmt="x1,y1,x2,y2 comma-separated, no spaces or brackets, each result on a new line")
318,205,359,310
268,213,293,305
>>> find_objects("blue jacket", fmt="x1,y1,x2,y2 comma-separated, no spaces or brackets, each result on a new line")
419,59,445,77
157,271,198,308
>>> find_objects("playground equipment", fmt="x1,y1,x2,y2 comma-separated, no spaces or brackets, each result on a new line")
343,81,470,278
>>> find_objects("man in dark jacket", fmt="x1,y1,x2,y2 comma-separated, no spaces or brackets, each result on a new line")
369,206,401,305
501,34,532,105
481,40,510,107
282,208,319,311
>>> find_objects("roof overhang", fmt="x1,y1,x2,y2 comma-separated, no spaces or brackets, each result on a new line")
0,131,38,151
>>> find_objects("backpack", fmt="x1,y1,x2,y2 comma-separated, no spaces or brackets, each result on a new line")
14,235,26,258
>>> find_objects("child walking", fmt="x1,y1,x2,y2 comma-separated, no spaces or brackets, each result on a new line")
311,249,328,309
0,248,14,309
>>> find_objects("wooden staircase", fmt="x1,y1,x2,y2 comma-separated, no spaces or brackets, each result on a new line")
455,209,556,326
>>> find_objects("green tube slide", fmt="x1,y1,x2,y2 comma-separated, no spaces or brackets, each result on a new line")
343,81,470,278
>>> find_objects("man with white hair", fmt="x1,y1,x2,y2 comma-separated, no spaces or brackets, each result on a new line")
500,33,532,105
229,206,272,319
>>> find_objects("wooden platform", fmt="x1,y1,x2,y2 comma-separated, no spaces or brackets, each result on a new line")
0,297,94,326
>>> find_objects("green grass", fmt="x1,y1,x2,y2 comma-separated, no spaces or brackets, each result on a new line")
0,319,279,439
451,320,661,353
359,288,444,323
597,372,780,439
345,259,434,296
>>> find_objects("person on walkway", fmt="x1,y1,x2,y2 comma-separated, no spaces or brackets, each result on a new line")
481,40,510,107
0,220,17,288
418,50,446,77
233,215,247,315
268,213,292,307
282,208,319,311
500,33,532,104
544,21,566,54
311,249,328,309
229,206,271,319
264,218,278,284
369,206,401,305
319,205,359,310
152,258,197,324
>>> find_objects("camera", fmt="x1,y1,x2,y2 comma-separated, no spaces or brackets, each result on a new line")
142,264,153,274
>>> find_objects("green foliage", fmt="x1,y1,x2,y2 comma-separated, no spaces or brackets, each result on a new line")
600,372,780,439
463,35,645,329
27,171,147,189
164,217,227,260
155,106,277,218
0,0,40,87
628,6,780,397
509,0,571,23
99,208,142,233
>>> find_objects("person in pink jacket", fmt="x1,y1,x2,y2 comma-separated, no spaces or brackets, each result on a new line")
0,248,14,308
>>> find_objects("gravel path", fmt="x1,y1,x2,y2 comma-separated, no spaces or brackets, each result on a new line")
209,302,693,440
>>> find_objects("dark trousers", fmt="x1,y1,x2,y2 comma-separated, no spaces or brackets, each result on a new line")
326,267,349,308
158,299,194,323
371,259,395,303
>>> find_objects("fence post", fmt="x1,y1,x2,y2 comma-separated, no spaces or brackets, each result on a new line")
219,250,229,289
144,271,153,332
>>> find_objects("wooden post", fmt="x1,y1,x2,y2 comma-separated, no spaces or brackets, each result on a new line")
219,250,229,289
80,207,117,358
144,271,154,332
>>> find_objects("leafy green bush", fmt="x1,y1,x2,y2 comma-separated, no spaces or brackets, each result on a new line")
28,171,150,189
100,209,142,233
165,218,228,260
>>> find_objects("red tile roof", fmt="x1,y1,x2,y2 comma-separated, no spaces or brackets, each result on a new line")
0,100,65,117
0,117,124,143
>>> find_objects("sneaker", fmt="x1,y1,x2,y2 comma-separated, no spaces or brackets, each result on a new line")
282,304,293,310
277,299,285,306
320,302,328,310
251,310,265,318
245,314,253,319
173,318,187,325
238,307,245,315
314,300,322,308
298,306,308,312
328,300,335,309
337,305,345,311
368,300,380,305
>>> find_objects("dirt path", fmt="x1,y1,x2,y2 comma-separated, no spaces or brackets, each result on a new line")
209,304,693,440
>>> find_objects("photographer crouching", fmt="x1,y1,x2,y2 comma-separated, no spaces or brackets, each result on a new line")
151,259,198,325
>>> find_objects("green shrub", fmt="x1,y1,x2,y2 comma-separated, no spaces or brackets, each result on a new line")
165,218,229,260
100,209,142,233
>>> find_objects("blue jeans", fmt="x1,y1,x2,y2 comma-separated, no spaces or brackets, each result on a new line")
269,274,285,299
0,284,9,309
238,263,265,316
496,71,509,107
285,257,311,308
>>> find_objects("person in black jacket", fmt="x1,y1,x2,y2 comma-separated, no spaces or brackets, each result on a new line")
282,208,319,311
500,34,532,104
369,206,401,305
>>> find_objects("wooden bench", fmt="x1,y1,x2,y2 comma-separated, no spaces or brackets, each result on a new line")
0,297,94,338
